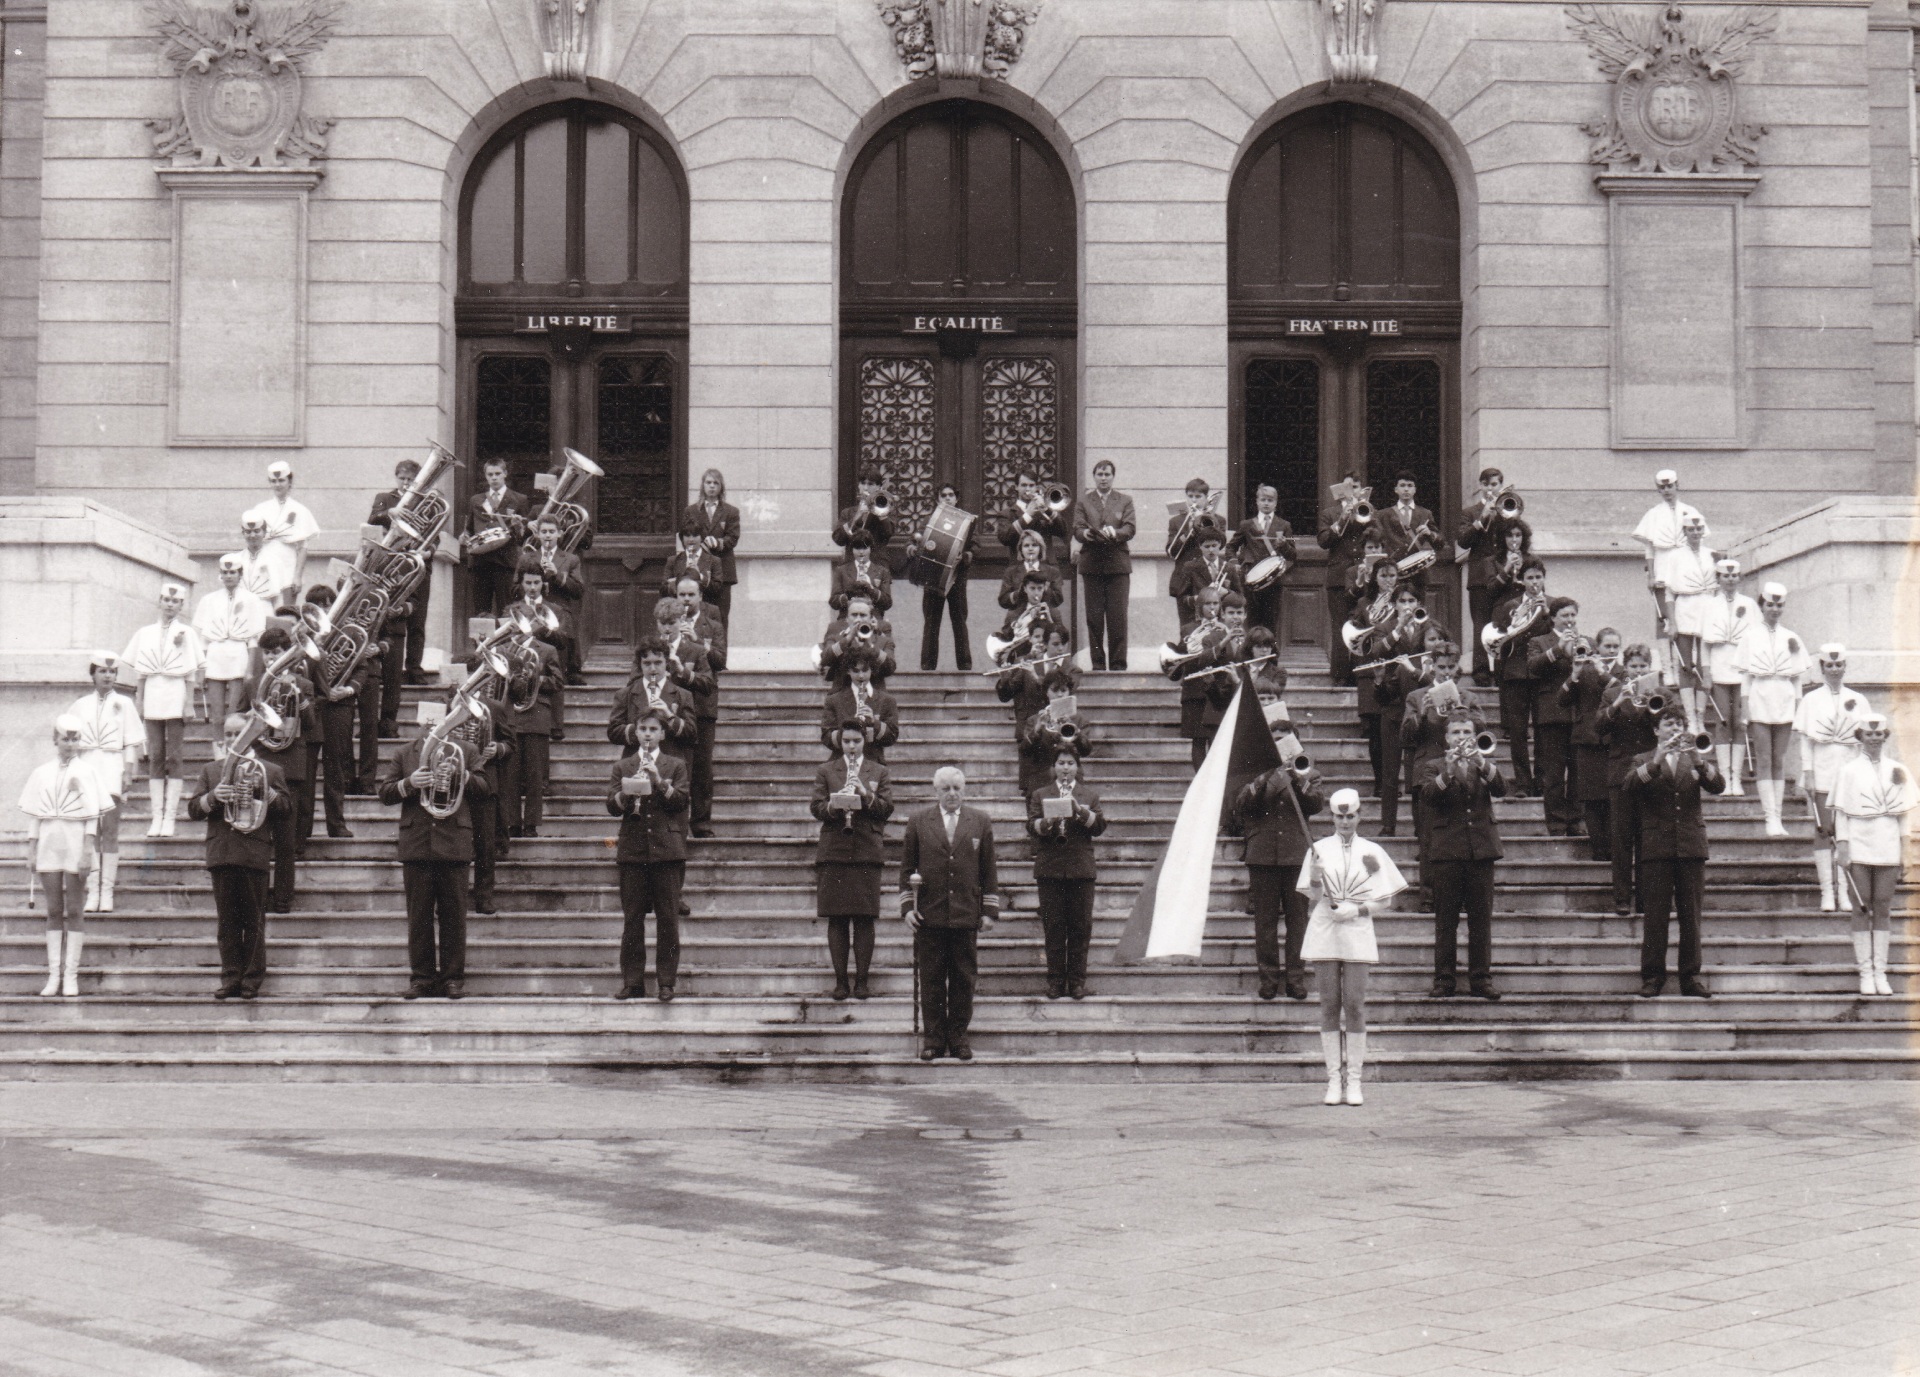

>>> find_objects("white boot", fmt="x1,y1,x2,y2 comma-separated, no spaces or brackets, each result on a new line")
98,855,118,913
1873,930,1894,997
38,930,62,998
60,930,83,997
146,778,165,837
1715,745,1740,796
1852,931,1874,996
83,867,100,914
161,779,183,838
1762,781,1788,838
1343,1030,1367,1106
1814,852,1836,912
1725,744,1745,796
1320,1031,1343,1105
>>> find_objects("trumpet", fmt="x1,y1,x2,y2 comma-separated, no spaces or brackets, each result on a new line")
1349,500,1374,526
1476,732,1498,756
1050,718,1080,744
1290,752,1313,774
850,488,893,533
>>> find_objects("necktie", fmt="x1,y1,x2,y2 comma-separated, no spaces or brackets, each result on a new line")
944,810,958,842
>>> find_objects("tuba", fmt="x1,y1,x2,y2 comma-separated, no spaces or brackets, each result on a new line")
255,637,321,752
215,704,284,834
419,692,480,820
505,605,560,713
524,447,604,558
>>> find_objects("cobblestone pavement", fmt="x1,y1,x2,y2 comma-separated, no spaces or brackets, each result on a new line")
1,1080,1917,1377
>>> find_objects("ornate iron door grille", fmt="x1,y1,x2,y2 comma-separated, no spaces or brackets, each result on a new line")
1364,358,1443,509
474,355,553,498
1244,357,1321,537
596,355,675,535
979,356,1059,518
857,356,939,537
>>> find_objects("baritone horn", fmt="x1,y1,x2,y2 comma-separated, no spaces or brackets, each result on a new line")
525,446,604,558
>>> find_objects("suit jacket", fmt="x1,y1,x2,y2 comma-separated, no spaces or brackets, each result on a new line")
505,595,576,650
667,612,727,715
378,735,491,862
606,751,690,864
449,688,514,789
1169,554,1243,619
663,547,723,603
514,548,585,605
1563,663,1620,747
1026,783,1107,880
820,685,900,758
998,504,1072,569
1316,502,1372,580
818,618,898,687
464,488,530,568
996,662,1050,725
1627,747,1725,860
257,670,319,785
1490,593,1551,683
1401,681,1485,772
504,637,564,736
1416,757,1507,861
1073,489,1135,575
830,557,895,614
1228,515,1297,573
1231,767,1327,868
1599,684,1661,788
1020,708,1094,770
679,499,741,584
609,676,699,752
810,756,893,865
188,757,289,870
1456,510,1521,588
997,560,1065,610
1166,511,1222,566
900,804,1000,929
833,505,895,551
1525,632,1578,724
1376,503,1437,561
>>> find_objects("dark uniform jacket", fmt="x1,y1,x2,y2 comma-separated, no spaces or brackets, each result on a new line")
609,676,699,752
1525,632,1578,725
832,504,895,551
674,610,729,711
1072,489,1135,576
257,669,318,784
999,503,1072,570
818,618,899,687
1455,509,1521,589
189,757,289,870
505,638,564,737
606,751,690,864
1416,757,1508,861
899,805,1000,928
1230,766,1328,868
1025,783,1107,880
1489,593,1551,685
378,735,491,862
810,756,893,865
1228,514,1297,572
1599,684,1661,788
679,499,740,584
820,685,900,757
513,547,585,607
1316,501,1372,586
830,556,894,614
464,488,530,569
1020,708,1094,771
1401,679,1485,773
1166,510,1222,566
663,546,723,603
996,660,1051,725
1627,747,1725,860
1376,502,1437,562
997,559,1066,610
1169,553,1243,615
1563,663,1620,748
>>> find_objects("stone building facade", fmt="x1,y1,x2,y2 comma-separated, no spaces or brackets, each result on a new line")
0,0,1915,800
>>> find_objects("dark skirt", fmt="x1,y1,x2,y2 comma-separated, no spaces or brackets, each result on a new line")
1574,744,1610,803
817,861,883,918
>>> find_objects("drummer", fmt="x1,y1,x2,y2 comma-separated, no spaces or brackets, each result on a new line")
1229,483,1298,640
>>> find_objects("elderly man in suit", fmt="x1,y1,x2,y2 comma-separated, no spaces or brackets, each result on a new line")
1073,459,1135,671
1629,706,1726,999
1230,720,1328,1001
464,458,530,618
378,715,491,1000
812,720,894,1000
900,766,1000,1061
608,710,692,1001
1026,749,1107,1000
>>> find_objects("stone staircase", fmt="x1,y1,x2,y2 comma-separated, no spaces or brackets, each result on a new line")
0,656,1913,1081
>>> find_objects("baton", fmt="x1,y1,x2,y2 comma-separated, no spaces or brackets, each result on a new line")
27,866,37,911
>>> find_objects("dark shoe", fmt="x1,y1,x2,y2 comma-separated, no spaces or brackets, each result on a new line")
1430,980,1456,998
214,983,237,1000
1591,850,1612,864
616,985,643,1000
1113,662,1128,672
404,671,433,687
955,662,974,673
443,981,464,1000
403,981,434,1000
271,901,292,915
474,899,498,915
566,673,587,687
327,825,354,839
1257,979,1279,1001
377,721,398,739
521,827,538,839
852,977,870,1000
691,825,714,839
549,727,566,742
1529,785,1544,799
239,986,259,1001
508,826,524,839
678,902,689,918
1615,903,1633,917
1285,977,1308,1001
1473,672,1495,688
1639,978,1665,999
1546,829,1567,838
1568,822,1587,838
1680,980,1711,999
1045,982,1065,1000
656,984,674,1002
1068,981,1087,1000
919,1044,939,1061
831,980,850,1002
951,1039,973,1061
1378,825,1397,838
1471,983,1501,1002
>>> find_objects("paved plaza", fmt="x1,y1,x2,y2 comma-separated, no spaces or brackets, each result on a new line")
1,1079,1916,1377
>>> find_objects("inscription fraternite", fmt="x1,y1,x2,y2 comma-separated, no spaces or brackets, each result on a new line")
147,0,340,169
1565,2,1776,175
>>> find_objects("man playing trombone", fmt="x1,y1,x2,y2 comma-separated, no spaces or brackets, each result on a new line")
1418,715,1507,1000
998,468,1073,569
1230,713,1326,1001
833,468,896,551
1165,477,1222,565
607,710,690,1002
1316,472,1373,686
1524,597,1585,838
1628,706,1725,999
1455,467,1524,686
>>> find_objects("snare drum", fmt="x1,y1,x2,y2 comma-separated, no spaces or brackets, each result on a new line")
1395,548,1438,577
466,525,513,556
1246,554,1290,591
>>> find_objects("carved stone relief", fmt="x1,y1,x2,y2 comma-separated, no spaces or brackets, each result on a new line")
877,0,1042,83
1323,0,1383,84
539,0,594,81
148,0,339,170
1566,2,1776,175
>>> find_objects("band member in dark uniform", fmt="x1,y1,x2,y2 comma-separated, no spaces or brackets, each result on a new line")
820,651,899,762
1027,750,1107,1000
911,484,977,671
517,514,587,688
500,607,563,839
662,535,722,614
811,720,894,1001
831,530,895,615
446,676,512,915
1629,706,1724,998
1018,668,1092,798
1343,562,1405,802
1455,467,1521,685
999,468,1073,569
1360,583,1425,836
670,576,727,837
462,458,529,618
1599,642,1661,915
1418,716,1507,1000
1230,729,1327,1001
1169,527,1241,625
1073,460,1134,671
1376,470,1439,591
818,591,898,689
379,719,490,999
253,625,315,912
1400,637,1481,865
833,468,896,550
679,467,740,625
189,714,289,1000
505,565,572,741
611,638,699,765
1196,598,1263,763
1317,471,1372,686
1171,586,1228,767
1165,477,1219,567
997,528,1065,611
301,584,368,839
1484,559,1551,795
608,710,691,1001
1565,626,1625,861
367,456,432,687
1525,596,1584,836
996,620,1069,751
1229,483,1297,639
901,766,1000,1061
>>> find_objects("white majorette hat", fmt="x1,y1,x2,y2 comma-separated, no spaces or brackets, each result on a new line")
1681,513,1707,531
159,581,186,599
1760,582,1787,600
218,552,245,572
87,650,118,672
241,515,267,531
1856,713,1889,737
1654,468,1679,485
1328,787,1362,817
1819,643,1847,664
53,713,84,736
266,460,293,480
1714,557,1740,576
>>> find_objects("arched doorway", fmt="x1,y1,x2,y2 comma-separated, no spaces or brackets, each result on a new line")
839,99,1077,570
456,99,689,645
1229,102,1462,649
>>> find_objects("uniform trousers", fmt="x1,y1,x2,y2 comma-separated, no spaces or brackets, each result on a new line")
1428,858,1496,988
1639,857,1704,984
315,701,355,830
1498,681,1536,791
1378,710,1405,833
1468,585,1497,680
920,582,972,671
269,803,298,910
209,864,269,991
1325,586,1354,684
469,792,499,907
1081,572,1129,670
1036,877,1094,988
1608,784,1641,912
403,859,468,986
1535,722,1575,832
1245,580,1282,643
689,717,716,826
915,925,979,1049
354,681,381,788
471,563,516,619
1248,865,1311,984
297,743,321,842
619,861,684,989
503,733,550,834
711,583,732,626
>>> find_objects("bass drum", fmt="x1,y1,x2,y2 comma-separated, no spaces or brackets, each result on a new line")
1245,555,1289,591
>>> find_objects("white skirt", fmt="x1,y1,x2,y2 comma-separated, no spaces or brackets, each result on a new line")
81,748,124,801
1300,901,1379,963
1671,591,1714,638
34,818,91,873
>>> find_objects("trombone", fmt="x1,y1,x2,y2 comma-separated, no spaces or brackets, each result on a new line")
1018,483,1073,523
1165,491,1224,556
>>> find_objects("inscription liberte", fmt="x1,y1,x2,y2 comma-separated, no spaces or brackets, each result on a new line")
1287,318,1402,335
519,314,630,333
